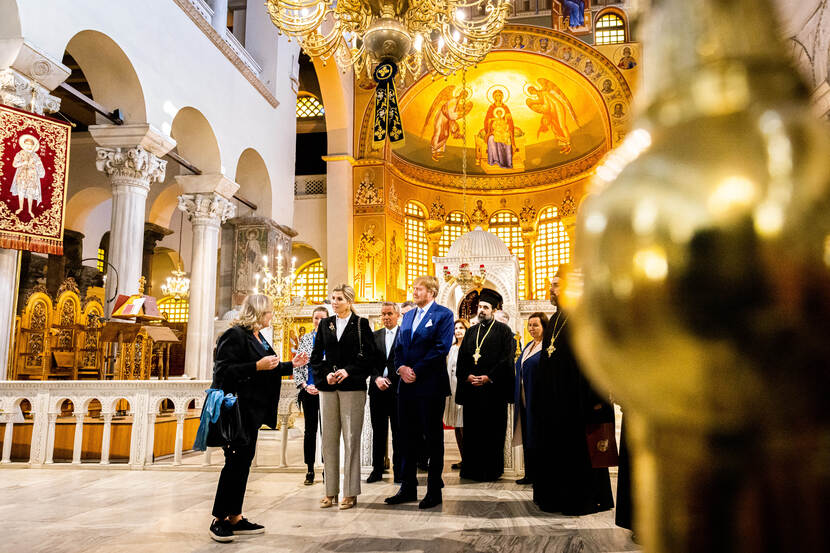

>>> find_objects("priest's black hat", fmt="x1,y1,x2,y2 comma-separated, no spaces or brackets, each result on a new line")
478,288,503,310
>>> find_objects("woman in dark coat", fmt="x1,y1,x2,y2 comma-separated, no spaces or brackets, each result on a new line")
310,283,376,510
209,294,308,543
512,312,548,485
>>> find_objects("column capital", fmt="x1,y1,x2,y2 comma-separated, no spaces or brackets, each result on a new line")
0,68,61,115
178,192,236,227
175,173,240,199
89,123,176,158
95,146,168,189
0,41,69,115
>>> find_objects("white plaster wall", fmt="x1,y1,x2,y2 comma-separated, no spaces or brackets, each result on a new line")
80,200,112,263
293,196,327,262
11,0,299,225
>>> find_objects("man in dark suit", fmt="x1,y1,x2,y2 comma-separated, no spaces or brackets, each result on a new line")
367,302,401,483
385,275,454,509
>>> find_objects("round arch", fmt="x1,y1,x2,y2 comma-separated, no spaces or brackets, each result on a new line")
64,186,111,232
235,148,272,218
0,0,21,40
311,58,352,155
64,30,146,123
170,107,221,174
147,183,181,227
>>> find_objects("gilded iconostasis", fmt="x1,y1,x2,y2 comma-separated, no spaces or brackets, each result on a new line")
350,26,640,303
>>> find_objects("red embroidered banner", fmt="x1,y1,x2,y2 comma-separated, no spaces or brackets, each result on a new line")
0,104,71,255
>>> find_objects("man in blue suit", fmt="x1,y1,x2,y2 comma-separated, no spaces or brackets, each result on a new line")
385,275,454,509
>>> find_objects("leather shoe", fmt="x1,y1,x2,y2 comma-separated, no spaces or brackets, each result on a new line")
515,477,532,485
419,492,442,509
384,489,417,505
393,475,403,484
304,471,314,485
366,471,383,483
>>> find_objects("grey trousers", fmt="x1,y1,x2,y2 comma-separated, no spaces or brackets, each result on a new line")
319,390,366,498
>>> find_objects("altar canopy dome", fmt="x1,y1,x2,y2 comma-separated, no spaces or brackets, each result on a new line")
447,227,512,258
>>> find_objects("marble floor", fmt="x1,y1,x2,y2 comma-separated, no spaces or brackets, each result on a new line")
2,430,640,553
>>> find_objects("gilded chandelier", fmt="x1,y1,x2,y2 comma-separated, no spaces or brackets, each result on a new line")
160,268,190,301
266,0,510,78
254,244,300,341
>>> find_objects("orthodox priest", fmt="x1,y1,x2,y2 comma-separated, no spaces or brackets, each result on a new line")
531,265,615,515
455,288,515,481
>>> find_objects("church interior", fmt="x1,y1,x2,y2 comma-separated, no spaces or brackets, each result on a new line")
2,0,830,551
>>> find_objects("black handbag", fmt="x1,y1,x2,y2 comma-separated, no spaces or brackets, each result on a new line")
206,394,250,447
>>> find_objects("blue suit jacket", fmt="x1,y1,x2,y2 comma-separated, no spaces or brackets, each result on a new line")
395,302,455,398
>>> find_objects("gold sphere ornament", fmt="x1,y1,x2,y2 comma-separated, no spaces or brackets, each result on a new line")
571,0,830,551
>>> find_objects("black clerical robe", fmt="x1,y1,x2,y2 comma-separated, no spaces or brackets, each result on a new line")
455,319,515,481
530,309,615,515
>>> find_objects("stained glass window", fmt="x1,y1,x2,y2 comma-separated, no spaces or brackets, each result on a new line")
534,207,570,300
295,259,328,304
489,211,527,300
158,296,188,323
405,201,429,293
296,93,325,118
595,13,626,45
438,211,470,257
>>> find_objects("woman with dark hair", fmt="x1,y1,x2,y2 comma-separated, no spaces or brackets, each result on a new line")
311,284,376,510
444,318,469,470
513,312,549,485
209,294,309,543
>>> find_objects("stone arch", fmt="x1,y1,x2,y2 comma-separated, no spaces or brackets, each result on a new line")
0,0,21,39
63,30,146,123
311,58,352,155
51,396,76,414
64,186,111,232
106,397,132,414
235,148,272,218
147,183,181,227
170,107,221,174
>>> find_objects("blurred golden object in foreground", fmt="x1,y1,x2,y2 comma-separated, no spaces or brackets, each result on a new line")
571,0,830,551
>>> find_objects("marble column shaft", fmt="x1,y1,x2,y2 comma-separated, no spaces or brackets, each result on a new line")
178,192,235,379
95,147,167,313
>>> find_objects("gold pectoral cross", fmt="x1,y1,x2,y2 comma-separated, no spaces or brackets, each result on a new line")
547,343,556,356
473,348,481,365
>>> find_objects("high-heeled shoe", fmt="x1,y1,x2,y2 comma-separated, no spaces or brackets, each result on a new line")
320,495,338,508
339,496,357,510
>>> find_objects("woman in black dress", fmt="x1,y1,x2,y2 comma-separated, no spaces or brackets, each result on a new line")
209,294,308,543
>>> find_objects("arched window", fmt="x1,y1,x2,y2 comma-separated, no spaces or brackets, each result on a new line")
533,207,570,299
158,296,189,323
438,211,470,257
404,201,430,293
489,211,527,300
296,92,325,118
595,12,626,45
295,259,328,304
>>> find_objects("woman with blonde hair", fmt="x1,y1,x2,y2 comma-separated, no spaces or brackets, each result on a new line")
310,284,376,510
445,318,469,470
208,294,308,542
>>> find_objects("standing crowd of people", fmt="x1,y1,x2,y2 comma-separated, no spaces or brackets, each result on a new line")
205,270,625,543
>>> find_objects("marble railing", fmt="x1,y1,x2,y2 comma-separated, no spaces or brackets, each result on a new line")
0,379,299,469
187,0,214,21
222,28,263,76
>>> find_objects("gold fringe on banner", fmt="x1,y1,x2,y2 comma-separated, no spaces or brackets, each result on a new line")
0,232,64,255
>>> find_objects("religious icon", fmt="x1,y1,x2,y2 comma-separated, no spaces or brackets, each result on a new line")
538,37,550,52
355,223,384,300
10,134,45,218
483,88,517,169
584,60,595,76
525,78,580,154
389,230,402,294
470,200,488,225
601,79,614,94
617,46,637,69
422,85,474,161
236,228,264,293
612,103,626,118
563,0,585,29
513,35,526,49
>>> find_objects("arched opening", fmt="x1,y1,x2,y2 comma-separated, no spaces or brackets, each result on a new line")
62,30,147,124
170,107,222,174
52,398,75,462
0,398,33,463
235,148,272,218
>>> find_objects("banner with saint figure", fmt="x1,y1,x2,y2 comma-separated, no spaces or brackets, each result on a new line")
0,104,71,254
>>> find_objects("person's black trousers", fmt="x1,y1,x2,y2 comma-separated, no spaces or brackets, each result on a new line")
299,389,320,470
369,388,400,477
399,395,445,493
212,429,259,519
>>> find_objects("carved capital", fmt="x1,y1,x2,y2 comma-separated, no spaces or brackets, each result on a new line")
0,68,61,115
177,192,236,226
95,146,167,188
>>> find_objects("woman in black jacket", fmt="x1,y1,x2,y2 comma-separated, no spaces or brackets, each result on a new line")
209,294,308,543
310,283,376,510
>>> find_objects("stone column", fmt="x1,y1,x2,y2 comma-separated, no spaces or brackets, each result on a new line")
324,157,354,291
100,412,113,465
1,415,13,463
521,231,536,300
173,412,186,465
71,412,85,464
90,124,176,314
212,0,229,34
176,174,238,379
0,42,69,380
